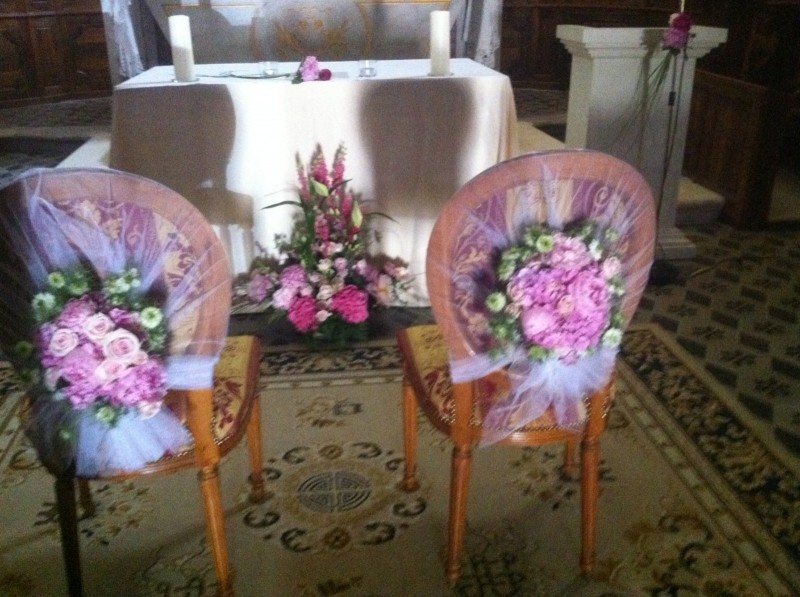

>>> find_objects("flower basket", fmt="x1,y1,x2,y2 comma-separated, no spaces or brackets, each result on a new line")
247,143,414,347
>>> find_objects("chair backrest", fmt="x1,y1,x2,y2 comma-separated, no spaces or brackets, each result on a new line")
0,167,231,390
426,150,657,365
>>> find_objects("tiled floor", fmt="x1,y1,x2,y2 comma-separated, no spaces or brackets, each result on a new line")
2,93,799,456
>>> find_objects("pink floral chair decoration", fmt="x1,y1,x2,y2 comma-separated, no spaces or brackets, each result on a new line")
397,150,656,585
0,167,266,597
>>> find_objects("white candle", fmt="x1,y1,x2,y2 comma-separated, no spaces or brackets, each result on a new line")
429,11,451,76
169,15,196,82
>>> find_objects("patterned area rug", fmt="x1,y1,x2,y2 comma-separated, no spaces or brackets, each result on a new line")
633,224,800,455
1,325,799,596
0,137,88,187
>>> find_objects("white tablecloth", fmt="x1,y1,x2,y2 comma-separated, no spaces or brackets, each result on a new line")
110,58,518,301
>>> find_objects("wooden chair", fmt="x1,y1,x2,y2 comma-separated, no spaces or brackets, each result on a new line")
0,168,267,597
398,150,656,586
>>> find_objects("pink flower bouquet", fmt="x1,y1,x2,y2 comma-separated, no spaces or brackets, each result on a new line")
292,56,332,84
10,266,187,475
484,222,625,364
247,143,413,346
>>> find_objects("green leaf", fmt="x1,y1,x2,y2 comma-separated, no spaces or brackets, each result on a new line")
261,200,304,211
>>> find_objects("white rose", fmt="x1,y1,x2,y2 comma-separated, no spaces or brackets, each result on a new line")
82,313,115,342
48,328,79,358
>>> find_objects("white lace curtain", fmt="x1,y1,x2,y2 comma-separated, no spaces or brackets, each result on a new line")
452,0,504,68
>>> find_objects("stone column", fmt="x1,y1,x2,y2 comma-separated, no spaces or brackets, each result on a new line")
556,24,727,259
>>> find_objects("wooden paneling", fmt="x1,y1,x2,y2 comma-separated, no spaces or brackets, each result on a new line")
0,18,31,99
30,15,67,95
0,0,109,104
683,69,793,227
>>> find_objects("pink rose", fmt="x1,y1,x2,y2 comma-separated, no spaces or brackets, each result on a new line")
288,296,320,333
102,328,141,363
331,285,369,324
48,328,79,358
95,357,130,384
82,313,115,342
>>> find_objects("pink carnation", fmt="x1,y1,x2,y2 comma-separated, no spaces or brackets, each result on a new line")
56,296,97,331
107,307,139,329
248,271,275,303
300,56,320,81
103,359,166,407
664,12,692,50
288,296,320,333
331,285,369,324
280,264,308,290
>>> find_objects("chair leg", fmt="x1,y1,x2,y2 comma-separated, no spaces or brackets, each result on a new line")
77,478,95,519
579,434,600,575
186,390,234,597
401,377,420,492
54,471,84,597
446,442,473,587
245,396,268,503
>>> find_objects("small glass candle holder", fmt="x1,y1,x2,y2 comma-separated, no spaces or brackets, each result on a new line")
259,61,279,76
358,59,377,78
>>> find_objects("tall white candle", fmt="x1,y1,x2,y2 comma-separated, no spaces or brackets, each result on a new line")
169,15,196,82
429,10,451,76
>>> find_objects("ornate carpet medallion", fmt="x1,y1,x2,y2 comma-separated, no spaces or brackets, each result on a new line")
239,440,426,553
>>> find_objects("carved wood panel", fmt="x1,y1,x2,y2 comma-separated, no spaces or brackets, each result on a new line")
0,0,109,103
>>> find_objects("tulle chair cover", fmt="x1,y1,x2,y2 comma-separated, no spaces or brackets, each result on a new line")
426,150,656,443
0,168,232,475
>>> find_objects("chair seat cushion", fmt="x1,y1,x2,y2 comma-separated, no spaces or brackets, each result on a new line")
398,325,583,432
212,335,259,443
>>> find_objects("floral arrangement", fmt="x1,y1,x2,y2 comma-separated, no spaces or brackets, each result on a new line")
10,266,188,475
663,10,692,52
293,56,332,84
484,222,625,364
649,7,694,96
247,143,413,346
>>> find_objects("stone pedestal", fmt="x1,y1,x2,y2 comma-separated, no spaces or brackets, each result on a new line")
556,24,726,259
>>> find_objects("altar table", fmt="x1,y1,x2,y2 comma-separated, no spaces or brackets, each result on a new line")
110,58,518,300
